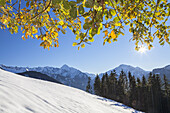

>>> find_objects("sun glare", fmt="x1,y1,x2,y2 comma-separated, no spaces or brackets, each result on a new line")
138,45,147,54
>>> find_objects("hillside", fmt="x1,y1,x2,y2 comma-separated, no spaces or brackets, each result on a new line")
0,69,142,113
17,71,62,84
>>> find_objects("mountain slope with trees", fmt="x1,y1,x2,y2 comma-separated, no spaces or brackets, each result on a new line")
93,70,170,113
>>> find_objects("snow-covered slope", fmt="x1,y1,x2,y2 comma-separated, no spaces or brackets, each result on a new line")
99,64,150,79
0,69,142,113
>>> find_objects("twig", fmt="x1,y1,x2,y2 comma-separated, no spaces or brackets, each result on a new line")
110,0,122,24
12,0,18,7
148,0,159,29
18,0,21,17
29,0,51,21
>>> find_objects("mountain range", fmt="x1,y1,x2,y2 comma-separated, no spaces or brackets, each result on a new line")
0,64,90,90
0,64,169,91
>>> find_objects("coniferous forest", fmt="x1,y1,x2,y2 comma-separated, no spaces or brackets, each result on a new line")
93,70,170,113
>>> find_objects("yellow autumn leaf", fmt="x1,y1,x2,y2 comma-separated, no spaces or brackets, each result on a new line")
22,35,25,40
43,37,46,41
72,42,77,46
32,26,37,34
115,23,121,26
81,44,85,48
35,35,38,39
47,7,50,12
104,30,108,36
57,43,59,47
25,33,28,39
54,43,58,47
53,31,58,37
111,30,116,39
59,21,64,26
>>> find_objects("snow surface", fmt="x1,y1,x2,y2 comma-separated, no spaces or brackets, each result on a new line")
0,69,142,113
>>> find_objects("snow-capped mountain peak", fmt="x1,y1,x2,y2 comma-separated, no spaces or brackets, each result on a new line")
99,64,150,79
61,64,70,70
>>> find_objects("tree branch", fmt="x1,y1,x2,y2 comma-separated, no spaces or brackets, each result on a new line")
148,1,159,29
110,0,123,24
29,0,51,21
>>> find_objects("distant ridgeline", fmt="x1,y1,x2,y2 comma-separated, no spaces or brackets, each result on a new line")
93,70,170,113
0,64,91,91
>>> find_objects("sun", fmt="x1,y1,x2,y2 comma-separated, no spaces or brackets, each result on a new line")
138,45,147,54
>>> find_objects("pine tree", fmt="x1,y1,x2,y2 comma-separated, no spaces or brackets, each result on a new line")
147,72,155,113
136,78,142,110
163,74,170,98
101,74,105,97
108,70,117,100
94,74,101,95
141,75,148,111
154,74,163,113
130,76,137,108
127,71,132,106
117,70,125,103
86,77,92,93
163,74,170,113
101,73,108,97
128,71,132,90
105,72,109,97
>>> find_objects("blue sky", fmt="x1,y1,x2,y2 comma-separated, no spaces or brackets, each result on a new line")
0,16,170,74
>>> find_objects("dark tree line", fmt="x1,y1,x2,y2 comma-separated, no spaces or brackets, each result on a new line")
93,70,170,113
86,77,92,93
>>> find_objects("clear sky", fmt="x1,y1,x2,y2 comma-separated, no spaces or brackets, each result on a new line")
0,21,170,74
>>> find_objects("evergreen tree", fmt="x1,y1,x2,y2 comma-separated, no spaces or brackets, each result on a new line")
93,70,169,113
101,73,108,97
163,74,170,98
86,77,92,93
108,70,117,100
130,76,137,108
117,70,125,103
162,74,170,113
136,78,142,110
147,72,155,113
127,71,132,106
105,72,109,97
141,75,148,111
154,74,163,113
128,71,132,90
94,74,101,95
